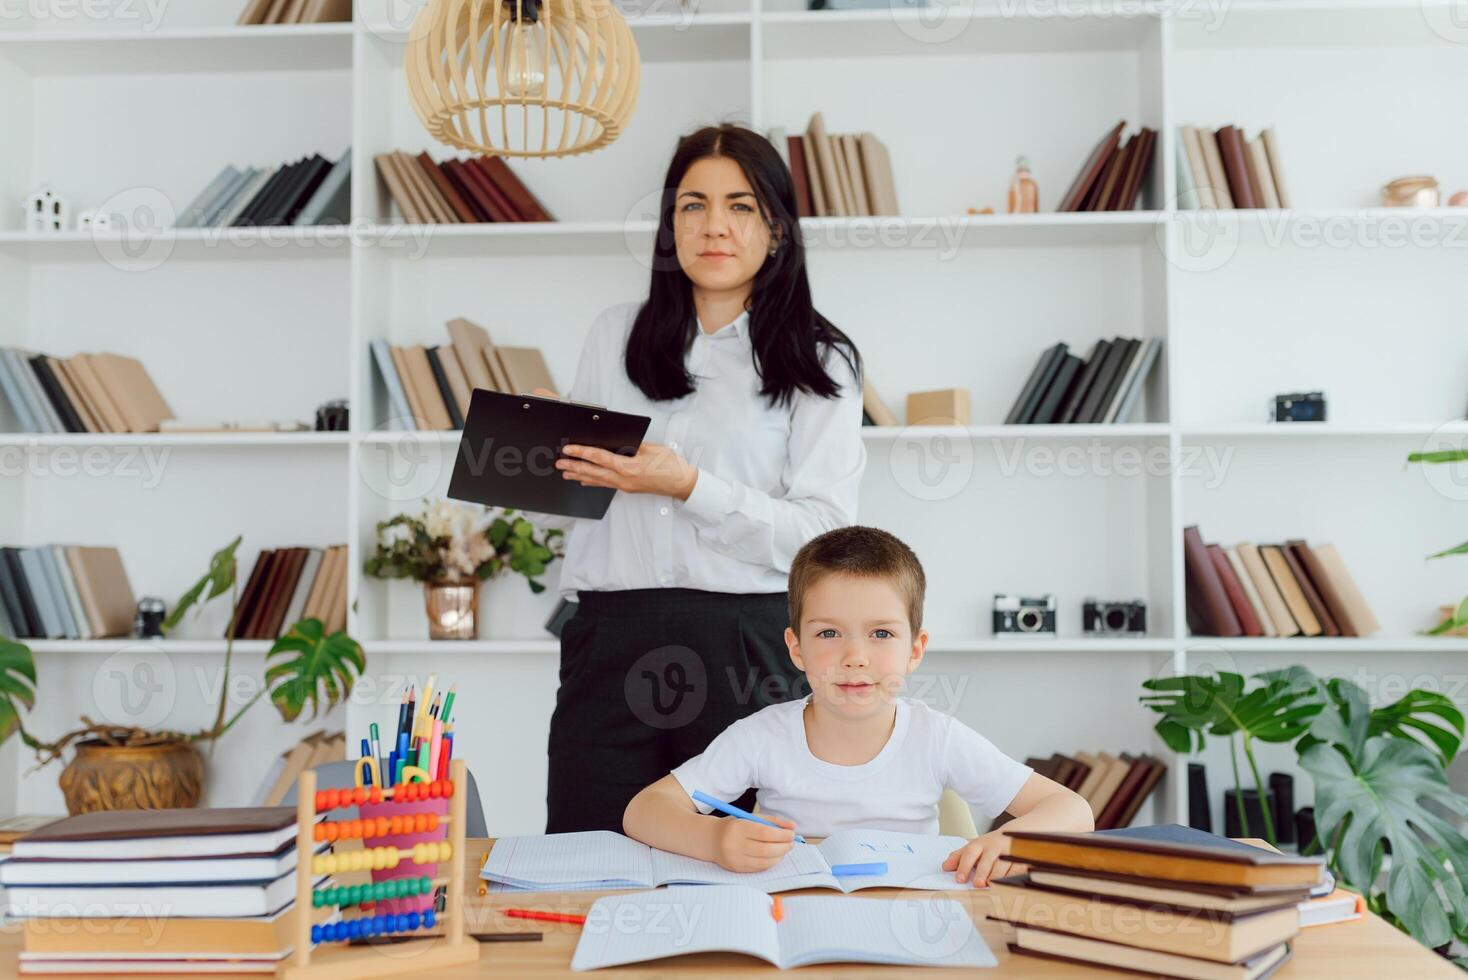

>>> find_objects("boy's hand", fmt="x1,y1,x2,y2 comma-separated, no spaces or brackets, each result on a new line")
713,816,797,873
943,831,1016,887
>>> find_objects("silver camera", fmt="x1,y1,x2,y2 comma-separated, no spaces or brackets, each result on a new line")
993,594,1056,636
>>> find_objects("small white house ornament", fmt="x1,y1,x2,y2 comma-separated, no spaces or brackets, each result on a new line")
77,210,113,232
24,187,69,233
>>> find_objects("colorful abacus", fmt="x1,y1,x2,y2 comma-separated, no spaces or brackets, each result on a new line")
277,759,478,980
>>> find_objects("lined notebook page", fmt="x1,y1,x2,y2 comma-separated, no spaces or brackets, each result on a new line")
651,840,834,891
778,895,997,969
817,829,972,892
482,831,653,889
570,886,780,971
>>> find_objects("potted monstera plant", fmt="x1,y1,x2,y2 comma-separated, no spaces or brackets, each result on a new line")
0,537,364,814
1408,442,1468,635
1141,666,1468,958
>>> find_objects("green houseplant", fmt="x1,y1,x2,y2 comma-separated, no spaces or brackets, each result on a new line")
1141,666,1468,956
0,537,364,812
1407,443,1468,634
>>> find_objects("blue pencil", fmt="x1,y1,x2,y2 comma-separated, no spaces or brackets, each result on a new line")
692,790,807,844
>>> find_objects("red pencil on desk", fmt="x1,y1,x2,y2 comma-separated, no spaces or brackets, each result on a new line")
502,908,586,925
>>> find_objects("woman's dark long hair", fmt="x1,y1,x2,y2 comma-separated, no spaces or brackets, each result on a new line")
625,124,861,408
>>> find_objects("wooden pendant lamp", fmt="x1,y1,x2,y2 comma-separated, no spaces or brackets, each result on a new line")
405,0,640,158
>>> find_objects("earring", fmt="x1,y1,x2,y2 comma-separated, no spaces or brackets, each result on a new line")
768,242,779,256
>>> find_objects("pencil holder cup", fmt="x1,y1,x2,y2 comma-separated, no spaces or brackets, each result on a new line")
358,794,451,915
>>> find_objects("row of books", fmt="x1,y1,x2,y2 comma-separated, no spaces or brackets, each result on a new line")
771,113,899,218
178,150,351,229
994,751,1163,835
1058,121,1157,212
1005,336,1160,425
229,545,349,640
374,150,553,224
992,825,1324,979
370,318,557,431
1184,526,1380,639
1178,124,1292,210
0,546,134,641
237,0,349,24
0,348,172,435
2,806,329,974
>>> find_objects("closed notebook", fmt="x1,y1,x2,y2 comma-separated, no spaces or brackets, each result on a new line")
21,902,335,957
3,869,316,919
12,807,308,860
1007,925,1291,980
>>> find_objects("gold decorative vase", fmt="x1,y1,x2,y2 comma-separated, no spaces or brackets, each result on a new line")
58,739,204,815
424,578,481,640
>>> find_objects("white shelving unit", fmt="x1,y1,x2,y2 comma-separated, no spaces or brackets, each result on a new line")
1,0,1465,837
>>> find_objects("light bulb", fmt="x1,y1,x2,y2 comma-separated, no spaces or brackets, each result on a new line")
505,22,547,98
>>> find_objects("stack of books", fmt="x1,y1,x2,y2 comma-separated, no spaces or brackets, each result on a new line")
371,318,557,431
775,113,898,218
237,0,350,25
229,545,348,640
1058,121,1158,212
177,150,351,229
1184,526,1380,639
1005,336,1161,424
0,349,173,435
374,150,553,224
1,807,332,975
992,825,1324,979
0,546,134,641
992,752,1164,832
1177,125,1291,210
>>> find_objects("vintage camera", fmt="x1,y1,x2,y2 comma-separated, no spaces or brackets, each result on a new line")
1083,599,1147,637
993,594,1056,636
1273,392,1325,423
133,597,167,638
315,399,349,431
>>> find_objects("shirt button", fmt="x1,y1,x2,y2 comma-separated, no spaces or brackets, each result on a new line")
668,441,677,450
659,506,669,516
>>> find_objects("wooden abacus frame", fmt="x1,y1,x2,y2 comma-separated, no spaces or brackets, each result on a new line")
277,759,479,980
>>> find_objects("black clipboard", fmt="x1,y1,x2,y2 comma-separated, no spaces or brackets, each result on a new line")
447,390,651,519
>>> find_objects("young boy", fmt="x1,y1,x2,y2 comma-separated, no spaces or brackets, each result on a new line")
623,525,1094,886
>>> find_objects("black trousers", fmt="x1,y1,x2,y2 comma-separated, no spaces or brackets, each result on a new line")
545,588,808,834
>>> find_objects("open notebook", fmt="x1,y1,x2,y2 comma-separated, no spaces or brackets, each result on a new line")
482,829,972,894
571,886,996,971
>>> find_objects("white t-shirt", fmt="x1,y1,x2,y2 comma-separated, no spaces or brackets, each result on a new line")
670,697,1033,838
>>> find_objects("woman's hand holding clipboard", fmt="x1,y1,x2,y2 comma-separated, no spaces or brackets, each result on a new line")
529,388,698,502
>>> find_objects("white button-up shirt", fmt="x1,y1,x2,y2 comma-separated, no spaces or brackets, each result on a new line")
549,300,866,598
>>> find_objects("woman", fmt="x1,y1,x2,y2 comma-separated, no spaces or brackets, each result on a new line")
544,124,866,834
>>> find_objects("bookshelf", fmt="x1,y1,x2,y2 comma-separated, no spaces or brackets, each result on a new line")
1,0,1465,841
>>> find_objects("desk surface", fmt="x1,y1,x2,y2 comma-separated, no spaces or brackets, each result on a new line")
0,838,1456,978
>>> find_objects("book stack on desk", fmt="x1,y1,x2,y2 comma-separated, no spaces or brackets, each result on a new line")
1,807,332,975
989,825,1324,980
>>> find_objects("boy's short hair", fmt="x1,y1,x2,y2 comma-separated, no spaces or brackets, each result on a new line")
788,526,926,633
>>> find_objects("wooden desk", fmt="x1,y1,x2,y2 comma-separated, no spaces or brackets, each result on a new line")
0,838,1456,978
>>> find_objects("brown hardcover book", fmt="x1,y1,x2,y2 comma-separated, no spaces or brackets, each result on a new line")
1225,546,1277,636
1025,865,1312,906
1260,545,1322,636
239,550,284,639
44,357,98,432
298,546,335,624
325,548,348,633
858,133,899,216
227,550,272,639
395,151,455,224
1048,755,1078,789
1260,127,1292,208
446,317,499,393
1114,756,1166,829
260,0,292,24
1005,831,1324,889
67,355,127,433
22,903,335,957
800,130,827,217
1246,136,1280,209
1215,125,1258,209
1184,526,1242,637
15,806,300,847
280,0,310,23
1007,927,1292,980
1086,753,1131,820
436,345,473,419
416,152,477,223
1208,544,1263,636
457,157,521,221
1059,756,1091,792
1113,127,1155,211
786,135,813,218
257,547,307,639
57,357,112,433
1282,541,1339,636
388,345,429,426
1091,137,1134,212
806,112,846,217
64,547,134,639
373,153,423,223
840,134,870,216
237,0,273,24
1072,752,1107,802
1095,755,1152,830
1312,544,1379,636
1198,128,1235,209
1238,542,1298,636
476,156,553,222
861,379,899,427
1058,121,1126,212
303,0,351,23
312,547,346,632
402,345,454,430
88,353,173,432
495,346,557,396
1292,541,1358,636
439,160,494,222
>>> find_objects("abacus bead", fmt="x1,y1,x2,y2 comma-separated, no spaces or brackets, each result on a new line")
442,779,454,798
388,815,402,835
369,786,383,804
424,780,439,798
353,786,368,805
311,890,323,908
394,914,408,933
324,788,340,809
426,909,437,929
323,822,338,842
314,790,328,813
407,912,420,930
311,924,322,944
378,816,391,838
313,824,325,843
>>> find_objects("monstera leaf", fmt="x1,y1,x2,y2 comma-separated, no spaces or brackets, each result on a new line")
0,638,36,746
164,536,241,632
265,619,365,723
1302,736,1468,950
1140,670,1321,752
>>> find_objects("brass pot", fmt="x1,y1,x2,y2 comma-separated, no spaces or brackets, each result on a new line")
424,577,481,640
58,739,204,815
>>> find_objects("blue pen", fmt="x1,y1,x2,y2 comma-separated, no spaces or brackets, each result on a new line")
395,732,410,785
692,791,807,844
359,739,374,787
831,862,887,876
